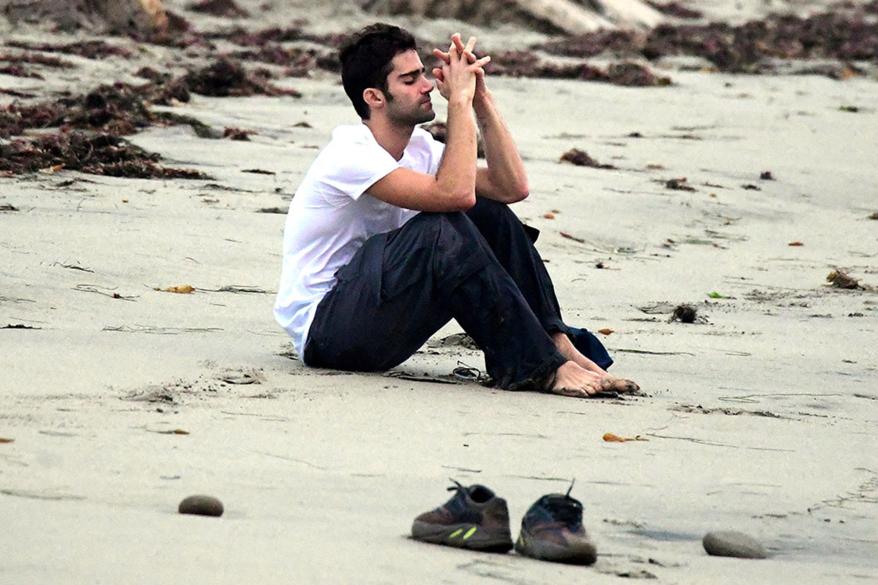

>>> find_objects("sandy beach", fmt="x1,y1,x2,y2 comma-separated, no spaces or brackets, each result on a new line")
1,0,877,582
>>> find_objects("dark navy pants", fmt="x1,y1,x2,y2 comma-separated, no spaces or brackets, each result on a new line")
303,197,612,390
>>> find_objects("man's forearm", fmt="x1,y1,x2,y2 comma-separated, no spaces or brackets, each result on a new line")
436,97,478,204
475,90,529,197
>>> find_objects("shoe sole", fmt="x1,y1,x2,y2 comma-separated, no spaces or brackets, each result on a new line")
515,532,597,565
412,521,513,552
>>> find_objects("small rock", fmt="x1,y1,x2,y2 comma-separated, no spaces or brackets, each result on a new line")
178,495,224,517
703,531,766,559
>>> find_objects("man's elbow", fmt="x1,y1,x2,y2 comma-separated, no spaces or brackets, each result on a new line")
438,185,476,211
455,190,477,210
508,180,529,203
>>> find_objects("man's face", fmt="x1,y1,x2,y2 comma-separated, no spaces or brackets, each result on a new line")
382,49,435,126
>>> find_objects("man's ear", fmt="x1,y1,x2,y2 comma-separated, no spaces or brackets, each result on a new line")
363,88,385,112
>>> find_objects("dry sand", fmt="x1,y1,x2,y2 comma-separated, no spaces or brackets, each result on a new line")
1,1,877,583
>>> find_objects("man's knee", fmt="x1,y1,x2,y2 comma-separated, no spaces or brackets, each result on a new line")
467,196,521,232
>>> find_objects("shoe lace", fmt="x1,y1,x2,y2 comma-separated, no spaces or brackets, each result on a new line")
447,478,494,504
447,478,466,494
545,479,583,528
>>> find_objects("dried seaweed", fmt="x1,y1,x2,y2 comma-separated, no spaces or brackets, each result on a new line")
646,2,703,19
230,45,339,75
207,26,346,49
223,127,252,140
0,101,66,139
5,40,132,59
665,177,695,191
0,131,207,179
1,59,298,141
827,269,863,290
538,5,878,74
486,51,670,86
0,51,72,68
188,0,250,18
183,58,301,97
560,148,616,169
0,64,42,79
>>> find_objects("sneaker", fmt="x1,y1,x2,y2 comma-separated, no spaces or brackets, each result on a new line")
411,480,513,552
515,483,597,565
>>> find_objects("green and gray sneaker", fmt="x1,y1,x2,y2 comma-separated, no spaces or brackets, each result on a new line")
411,480,513,552
515,484,597,565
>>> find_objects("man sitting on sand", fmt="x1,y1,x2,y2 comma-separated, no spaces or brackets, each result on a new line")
274,23,639,398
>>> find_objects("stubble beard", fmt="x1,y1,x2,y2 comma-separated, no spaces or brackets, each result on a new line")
388,104,435,127
385,91,435,127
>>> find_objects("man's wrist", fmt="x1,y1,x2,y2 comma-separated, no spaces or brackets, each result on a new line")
448,94,474,110
473,89,494,116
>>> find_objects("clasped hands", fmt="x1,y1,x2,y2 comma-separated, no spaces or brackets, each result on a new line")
431,33,491,103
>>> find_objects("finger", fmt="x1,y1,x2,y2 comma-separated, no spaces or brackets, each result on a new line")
473,55,491,67
432,67,444,82
464,36,477,54
432,48,450,63
449,33,462,55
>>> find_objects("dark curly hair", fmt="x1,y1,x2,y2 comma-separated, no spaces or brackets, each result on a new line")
339,23,417,120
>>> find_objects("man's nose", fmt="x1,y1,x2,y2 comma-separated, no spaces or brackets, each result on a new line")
421,77,434,93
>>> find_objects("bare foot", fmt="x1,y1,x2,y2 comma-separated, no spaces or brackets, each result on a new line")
549,361,609,398
551,332,641,393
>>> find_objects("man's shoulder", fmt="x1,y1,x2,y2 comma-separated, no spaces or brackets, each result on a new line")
327,123,376,150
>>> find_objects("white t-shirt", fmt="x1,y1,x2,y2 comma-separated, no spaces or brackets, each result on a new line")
274,123,446,358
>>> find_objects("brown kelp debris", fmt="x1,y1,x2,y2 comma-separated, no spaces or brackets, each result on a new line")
1,60,298,139
0,101,66,139
560,148,616,169
0,51,72,68
231,45,339,75
538,5,878,74
188,0,250,18
207,25,346,49
0,131,207,179
826,269,864,290
420,121,485,158
760,171,775,180
223,127,252,140
4,40,133,59
0,64,43,79
646,2,702,19
486,51,670,86
665,177,695,191
539,31,646,59
607,62,670,86
869,212,878,220
183,58,300,97
0,82,185,139
0,53,73,79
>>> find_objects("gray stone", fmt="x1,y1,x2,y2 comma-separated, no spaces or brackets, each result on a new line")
178,495,224,517
703,531,767,559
